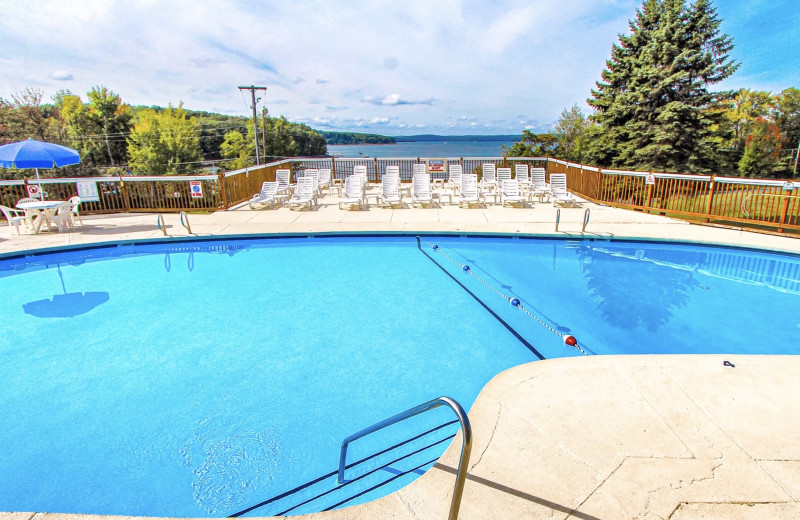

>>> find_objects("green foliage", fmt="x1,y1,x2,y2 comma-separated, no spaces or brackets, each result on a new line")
220,128,254,170
321,131,394,144
127,104,203,175
738,118,783,178
505,130,558,157
588,0,739,173
773,88,800,176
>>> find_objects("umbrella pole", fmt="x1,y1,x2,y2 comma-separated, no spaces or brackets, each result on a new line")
35,167,44,200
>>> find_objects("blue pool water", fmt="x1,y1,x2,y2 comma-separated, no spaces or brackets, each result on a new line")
1,235,799,517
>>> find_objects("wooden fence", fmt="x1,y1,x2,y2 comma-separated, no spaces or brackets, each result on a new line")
1,156,797,234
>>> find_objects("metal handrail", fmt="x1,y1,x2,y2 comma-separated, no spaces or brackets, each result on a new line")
582,207,590,232
156,214,167,236
179,211,192,234
338,396,472,520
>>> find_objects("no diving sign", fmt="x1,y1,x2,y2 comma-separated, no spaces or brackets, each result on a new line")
189,180,203,198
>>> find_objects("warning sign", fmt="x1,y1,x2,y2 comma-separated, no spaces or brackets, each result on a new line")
26,184,41,198
189,180,203,198
426,159,446,173
645,173,656,185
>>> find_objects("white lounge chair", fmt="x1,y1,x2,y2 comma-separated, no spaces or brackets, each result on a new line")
550,173,576,207
339,175,365,210
318,168,332,193
275,169,291,195
249,181,285,209
411,173,434,207
445,164,463,195
497,167,512,190
515,164,531,190
378,174,403,208
288,177,315,210
481,163,498,192
530,167,551,202
500,179,526,208
458,174,484,207
0,205,30,235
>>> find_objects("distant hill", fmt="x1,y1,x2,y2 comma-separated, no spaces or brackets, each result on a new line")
321,131,395,144
392,134,520,142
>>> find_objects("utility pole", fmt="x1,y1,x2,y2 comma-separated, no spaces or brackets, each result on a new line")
238,85,267,165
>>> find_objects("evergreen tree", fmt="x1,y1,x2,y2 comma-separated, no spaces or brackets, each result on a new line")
588,0,738,172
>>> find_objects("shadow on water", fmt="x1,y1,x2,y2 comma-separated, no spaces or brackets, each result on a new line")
22,263,109,318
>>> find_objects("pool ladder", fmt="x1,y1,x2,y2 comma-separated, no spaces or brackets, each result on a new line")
338,396,472,520
231,396,472,519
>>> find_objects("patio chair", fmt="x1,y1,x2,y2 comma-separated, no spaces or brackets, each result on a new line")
411,173,434,207
481,163,498,192
549,173,576,207
276,169,292,195
500,179,526,208
51,202,75,232
339,175,365,210
444,164,463,194
530,167,551,202
0,205,30,235
497,167,512,190
68,196,83,225
458,174,484,208
288,177,315,210
302,169,320,197
515,164,531,190
249,181,285,209
318,168,332,193
378,173,403,208
353,164,369,187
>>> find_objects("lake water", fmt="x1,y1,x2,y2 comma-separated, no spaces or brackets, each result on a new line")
326,140,515,158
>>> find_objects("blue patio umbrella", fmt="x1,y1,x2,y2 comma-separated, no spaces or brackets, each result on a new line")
0,137,81,199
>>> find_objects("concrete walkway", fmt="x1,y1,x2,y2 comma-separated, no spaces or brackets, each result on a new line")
1,191,799,519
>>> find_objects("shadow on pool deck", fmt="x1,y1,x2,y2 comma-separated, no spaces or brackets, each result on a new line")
1,196,799,519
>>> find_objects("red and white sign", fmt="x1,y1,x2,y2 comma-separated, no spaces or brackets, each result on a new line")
26,184,41,198
189,180,203,198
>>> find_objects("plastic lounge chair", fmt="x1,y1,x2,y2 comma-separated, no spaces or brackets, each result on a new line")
1,205,30,235
500,179,526,208
275,169,292,195
68,196,83,225
515,164,531,189
481,163,498,192
339,175,364,210
550,173,576,207
497,167,512,190
458,174,484,208
318,168,332,193
411,173,435,207
530,167,551,202
445,164,463,194
303,169,320,196
249,181,285,209
378,173,403,208
288,177,315,210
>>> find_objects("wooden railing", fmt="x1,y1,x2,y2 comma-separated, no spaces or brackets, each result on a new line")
548,159,799,234
1,156,797,234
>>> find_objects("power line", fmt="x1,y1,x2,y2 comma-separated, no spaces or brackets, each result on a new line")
238,85,267,165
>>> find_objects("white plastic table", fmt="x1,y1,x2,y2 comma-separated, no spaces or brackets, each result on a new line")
16,200,65,234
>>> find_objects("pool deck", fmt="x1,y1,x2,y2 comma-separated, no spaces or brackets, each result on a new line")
2,191,799,519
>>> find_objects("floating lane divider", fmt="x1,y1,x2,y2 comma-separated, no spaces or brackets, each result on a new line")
417,236,589,357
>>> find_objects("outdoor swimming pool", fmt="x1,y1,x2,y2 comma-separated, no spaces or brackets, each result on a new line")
1,235,799,517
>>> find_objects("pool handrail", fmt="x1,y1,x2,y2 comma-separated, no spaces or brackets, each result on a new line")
337,396,472,520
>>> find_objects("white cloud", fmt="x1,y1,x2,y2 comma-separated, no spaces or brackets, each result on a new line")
0,0,794,135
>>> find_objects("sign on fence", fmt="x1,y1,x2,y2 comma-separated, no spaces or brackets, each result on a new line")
426,159,446,174
645,173,656,185
26,184,41,198
76,181,100,202
190,180,203,198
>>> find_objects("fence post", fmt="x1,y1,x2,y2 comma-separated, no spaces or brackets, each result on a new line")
218,171,229,210
704,176,715,222
645,170,654,209
778,195,790,233
374,157,379,182
120,176,131,212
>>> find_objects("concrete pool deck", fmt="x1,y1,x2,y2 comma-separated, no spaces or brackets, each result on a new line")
1,191,799,519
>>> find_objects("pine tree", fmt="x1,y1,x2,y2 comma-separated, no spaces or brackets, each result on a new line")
588,0,738,173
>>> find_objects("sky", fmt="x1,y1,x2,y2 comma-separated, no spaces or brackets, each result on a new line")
0,0,798,136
